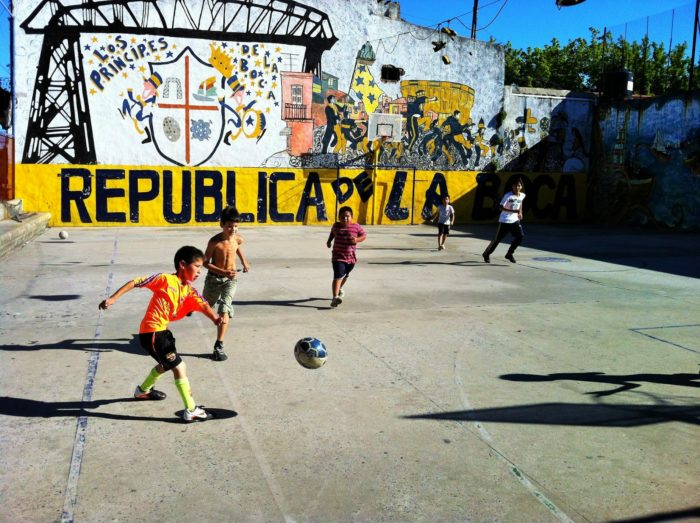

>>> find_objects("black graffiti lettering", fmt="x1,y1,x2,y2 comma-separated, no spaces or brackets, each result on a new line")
96,169,126,222
297,171,328,222
385,171,409,221
60,168,92,223
129,170,159,223
99,66,114,80
269,171,295,222
113,56,127,72
115,35,127,50
163,170,191,224
331,177,353,203
89,70,104,91
553,175,577,220
92,49,108,63
353,171,373,202
225,170,254,222
422,172,448,220
472,172,501,220
530,174,554,219
257,171,268,223
194,170,223,222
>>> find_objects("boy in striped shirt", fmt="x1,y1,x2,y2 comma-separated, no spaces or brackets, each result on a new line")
99,246,223,422
326,206,367,307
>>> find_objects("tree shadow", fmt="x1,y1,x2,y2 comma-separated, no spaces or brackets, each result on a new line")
0,335,144,355
500,371,700,397
609,507,700,523
0,396,237,423
403,402,700,427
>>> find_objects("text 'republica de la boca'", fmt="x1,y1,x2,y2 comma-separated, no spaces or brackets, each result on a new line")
56,167,582,224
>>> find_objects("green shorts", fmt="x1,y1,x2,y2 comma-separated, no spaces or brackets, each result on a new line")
202,273,238,317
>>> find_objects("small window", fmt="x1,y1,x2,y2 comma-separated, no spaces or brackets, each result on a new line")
291,85,303,105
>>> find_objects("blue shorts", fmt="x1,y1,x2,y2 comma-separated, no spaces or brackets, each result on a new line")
332,260,355,280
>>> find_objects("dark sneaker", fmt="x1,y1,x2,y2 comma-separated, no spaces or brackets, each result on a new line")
212,347,228,361
134,385,166,400
182,405,213,422
482,253,490,263
331,296,342,307
505,253,516,263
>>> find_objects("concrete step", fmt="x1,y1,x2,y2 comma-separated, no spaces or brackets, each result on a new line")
0,212,51,260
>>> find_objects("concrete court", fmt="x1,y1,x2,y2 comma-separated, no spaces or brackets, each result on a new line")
0,223,699,523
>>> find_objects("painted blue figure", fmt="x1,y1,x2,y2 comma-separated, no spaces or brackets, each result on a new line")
442,110,470,165
120,72,162,144
406,90,437,152
321,95,341,154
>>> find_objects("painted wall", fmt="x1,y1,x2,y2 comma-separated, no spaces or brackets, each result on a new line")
12,0,589,226
592,94,700,230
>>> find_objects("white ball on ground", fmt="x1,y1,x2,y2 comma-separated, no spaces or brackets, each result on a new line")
59,230,68,240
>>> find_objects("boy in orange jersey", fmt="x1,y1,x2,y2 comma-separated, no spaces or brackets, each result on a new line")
99,246,223,422
202,206,251,361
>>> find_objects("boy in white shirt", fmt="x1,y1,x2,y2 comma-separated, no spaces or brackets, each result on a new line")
482,178,526,263
431,194,456,251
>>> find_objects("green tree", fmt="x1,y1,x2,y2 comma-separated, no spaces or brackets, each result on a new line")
501,28,694,95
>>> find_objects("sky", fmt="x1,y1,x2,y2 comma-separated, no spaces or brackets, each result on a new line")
399,0,697,51
0,0,698,82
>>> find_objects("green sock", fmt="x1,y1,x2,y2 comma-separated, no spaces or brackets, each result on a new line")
140,367,162,392
175,378,196,411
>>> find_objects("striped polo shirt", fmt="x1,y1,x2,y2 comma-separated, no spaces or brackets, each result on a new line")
330,222,366,263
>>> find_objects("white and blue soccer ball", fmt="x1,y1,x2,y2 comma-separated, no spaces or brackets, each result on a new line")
294,337,328,369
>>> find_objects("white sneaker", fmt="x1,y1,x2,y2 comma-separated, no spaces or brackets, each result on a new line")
338,289,345,298
182,405,213,422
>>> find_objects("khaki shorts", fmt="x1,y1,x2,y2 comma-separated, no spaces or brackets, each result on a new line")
202,273,238,317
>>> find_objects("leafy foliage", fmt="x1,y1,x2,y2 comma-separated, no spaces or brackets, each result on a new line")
502,28,699,95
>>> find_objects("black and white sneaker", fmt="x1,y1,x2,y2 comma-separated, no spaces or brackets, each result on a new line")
212,345,228,361
133,385,166,400
182,406,213,422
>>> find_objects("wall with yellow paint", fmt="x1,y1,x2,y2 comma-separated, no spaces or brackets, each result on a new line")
16,165,586,226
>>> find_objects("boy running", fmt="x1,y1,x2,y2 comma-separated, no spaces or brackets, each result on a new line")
202,206,251,361
99,246,222,422
327,206,367,307
482,177,526,263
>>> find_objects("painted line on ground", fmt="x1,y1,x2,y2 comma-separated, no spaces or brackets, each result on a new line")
341,321,578,523
60,238,117,523
194,317,297,523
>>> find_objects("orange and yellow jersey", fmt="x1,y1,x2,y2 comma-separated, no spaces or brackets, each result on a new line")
133,273,208,333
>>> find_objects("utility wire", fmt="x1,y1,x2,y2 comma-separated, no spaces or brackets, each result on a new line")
477,0,510,32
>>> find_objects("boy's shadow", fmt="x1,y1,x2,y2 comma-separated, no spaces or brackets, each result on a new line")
0,396,237,423
236,297,332,310
368,260,489,268
501,371,700,397
0,336,144,355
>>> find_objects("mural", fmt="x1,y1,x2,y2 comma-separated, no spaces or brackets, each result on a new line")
591,94,700,230
13,0,591,226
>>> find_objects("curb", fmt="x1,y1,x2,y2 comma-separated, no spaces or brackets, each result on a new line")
0,213,51,260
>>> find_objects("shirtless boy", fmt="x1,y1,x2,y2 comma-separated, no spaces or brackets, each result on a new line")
202,206,251,361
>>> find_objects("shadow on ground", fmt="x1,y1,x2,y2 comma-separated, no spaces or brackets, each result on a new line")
403,402,700,426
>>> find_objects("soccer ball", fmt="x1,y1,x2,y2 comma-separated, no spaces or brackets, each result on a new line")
59,230,68,240
294,337,328,369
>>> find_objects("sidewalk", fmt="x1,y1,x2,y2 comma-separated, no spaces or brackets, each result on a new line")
1,223,699,522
